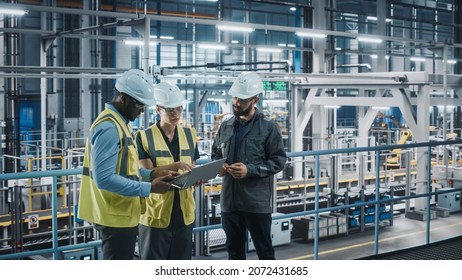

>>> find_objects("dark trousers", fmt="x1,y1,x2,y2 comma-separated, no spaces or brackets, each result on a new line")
95,224,138,260
139,223,193,260
221,211,275,260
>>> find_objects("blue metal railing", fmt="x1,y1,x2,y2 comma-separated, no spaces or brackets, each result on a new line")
1,139,462,260
0,168,84,260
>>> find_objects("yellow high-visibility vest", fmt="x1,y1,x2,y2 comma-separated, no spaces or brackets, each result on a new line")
78,108,143,227
137,125,197,228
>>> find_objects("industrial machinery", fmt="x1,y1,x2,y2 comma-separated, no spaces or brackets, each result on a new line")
385,130,413,169
206,113,230,140
61,247,103,260
433,165,462,213
437,189,461,213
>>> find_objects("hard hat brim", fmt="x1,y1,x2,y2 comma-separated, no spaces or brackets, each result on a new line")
138,97,156,107
228,88,253,99
157,97,187,108
228,86,260,99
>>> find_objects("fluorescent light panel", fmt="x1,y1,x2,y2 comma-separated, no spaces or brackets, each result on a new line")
216,24,254,33
0,8,27,15
197,43,227,50
369,54,390,59
357,36,383,43
372,106,390,110
257,47,282,53
410,57,426,62
278,43,296,47
150,35,174,40
124,40,157,46
367,16,392,22
324,105,340,109
296,31,327,38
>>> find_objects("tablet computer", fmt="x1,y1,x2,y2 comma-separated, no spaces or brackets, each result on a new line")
170,158,227,189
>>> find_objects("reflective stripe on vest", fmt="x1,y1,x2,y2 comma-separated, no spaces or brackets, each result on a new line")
139,125,197,228
77,108,142,227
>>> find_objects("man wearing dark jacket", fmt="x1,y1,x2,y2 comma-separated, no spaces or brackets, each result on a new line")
211,72,287,260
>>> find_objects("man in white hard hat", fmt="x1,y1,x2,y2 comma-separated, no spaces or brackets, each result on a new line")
136,81,199,259
78,69,175,260
212,72,287,260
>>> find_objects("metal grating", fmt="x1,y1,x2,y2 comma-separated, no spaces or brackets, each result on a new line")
358,235,462,260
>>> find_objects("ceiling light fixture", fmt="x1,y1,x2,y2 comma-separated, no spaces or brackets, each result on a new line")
124,40,157,46
257,47,282,53
197,43,227,50
410,57,426,62
0,8,28,15
150,35,174,40
357,36,383,43
216,24,254,33
366,16,392,22
295,31,327,38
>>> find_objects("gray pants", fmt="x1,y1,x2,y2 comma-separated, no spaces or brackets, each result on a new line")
221,211,275,260
95,224,138,260
139,223,193,260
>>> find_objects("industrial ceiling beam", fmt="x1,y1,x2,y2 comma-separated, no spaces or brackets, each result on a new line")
0,2,461,50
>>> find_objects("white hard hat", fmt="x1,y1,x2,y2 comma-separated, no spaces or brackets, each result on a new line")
228,72,264,99
154,81,187,108
115,69,156,106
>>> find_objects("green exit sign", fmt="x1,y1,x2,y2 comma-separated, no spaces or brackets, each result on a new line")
263,81,287,91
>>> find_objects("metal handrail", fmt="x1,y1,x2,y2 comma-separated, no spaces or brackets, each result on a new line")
1,140,462,260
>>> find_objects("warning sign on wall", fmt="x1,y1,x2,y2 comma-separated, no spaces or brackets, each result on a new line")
28,215,39,229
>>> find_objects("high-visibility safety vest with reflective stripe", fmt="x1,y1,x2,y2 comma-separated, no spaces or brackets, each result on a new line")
138,125,197,228
78,108,143,228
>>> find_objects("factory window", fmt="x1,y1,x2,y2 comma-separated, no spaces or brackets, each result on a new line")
65,79,80,118
63,15,81,118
